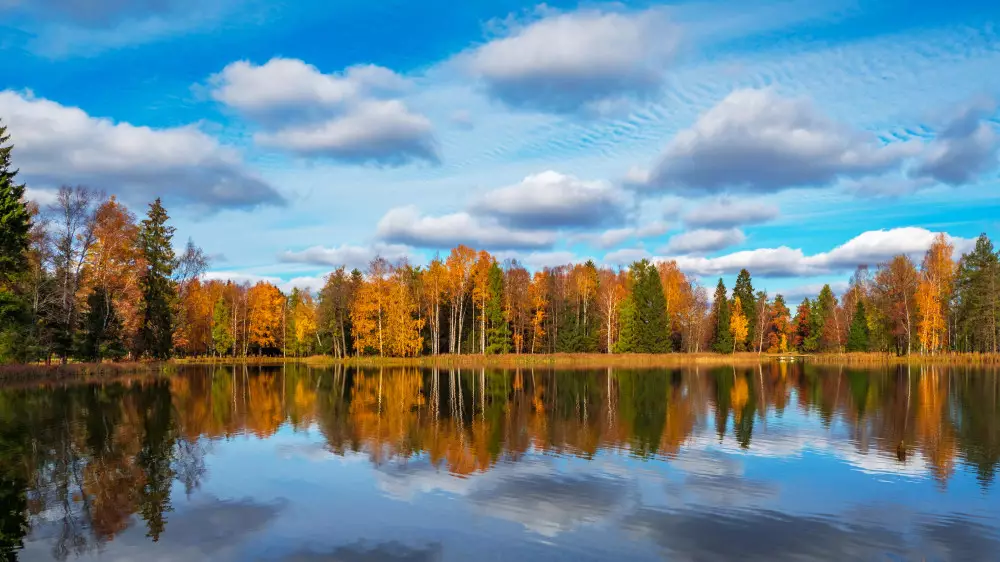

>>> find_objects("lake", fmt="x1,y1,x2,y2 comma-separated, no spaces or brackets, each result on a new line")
1,363,999,561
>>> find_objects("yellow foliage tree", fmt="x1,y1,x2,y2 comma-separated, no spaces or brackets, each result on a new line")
730,296,749,354
916,233,955,354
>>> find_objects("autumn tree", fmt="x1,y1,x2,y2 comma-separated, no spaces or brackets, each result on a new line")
424,258,447,355
504,261,531,354
874,255,918,355
598,268,626,353
445,245,476,354
729,296,749,354
766,295,791,353
916,233,955,353
793,298,812,352
86,196,143,354
732,269,756,351
137,198,176,359
529,271,549,353
245,282,284,355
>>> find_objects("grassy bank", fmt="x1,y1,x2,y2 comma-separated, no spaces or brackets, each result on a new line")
0,361,165,387
7,351,1000,386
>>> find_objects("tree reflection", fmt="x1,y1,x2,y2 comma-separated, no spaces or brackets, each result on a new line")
0,362,999,557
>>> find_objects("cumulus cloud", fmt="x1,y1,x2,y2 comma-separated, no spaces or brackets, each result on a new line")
471,171,631,229
635,88,920,194
376,206,555,250
684,198,779,228
465,7,676,114
278,243,412,270
0,89,284,210
914,100,999,185
661,228,746,254
209,58,438,165
664,227,975,277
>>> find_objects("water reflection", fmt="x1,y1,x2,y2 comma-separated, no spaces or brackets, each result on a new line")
0,363,999,561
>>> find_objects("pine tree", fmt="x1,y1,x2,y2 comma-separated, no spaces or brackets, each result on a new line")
615,260,669,353
847,299,870,352
137,199,176,359
711,279,733,353
732,269,755,351
0,120,30,284
485,262,511,353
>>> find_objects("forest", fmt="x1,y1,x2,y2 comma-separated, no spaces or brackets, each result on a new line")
3,120,1000,363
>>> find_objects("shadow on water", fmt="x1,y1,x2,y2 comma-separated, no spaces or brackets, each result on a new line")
1,363,999,561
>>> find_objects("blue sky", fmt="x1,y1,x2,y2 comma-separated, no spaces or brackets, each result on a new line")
2,0,999,300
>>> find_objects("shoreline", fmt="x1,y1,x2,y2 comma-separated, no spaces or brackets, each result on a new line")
5,350,1000,384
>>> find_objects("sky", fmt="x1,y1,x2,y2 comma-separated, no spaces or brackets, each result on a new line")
1,0,999,301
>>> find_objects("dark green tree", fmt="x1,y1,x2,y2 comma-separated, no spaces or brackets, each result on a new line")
810,284,839,352
485,262,511,354
847,299,870,352
79,287,127,361
137,199,176,359
0,119,32,363
732,269,756,351
711,279,733,353
615,260,669,353
955,234,999,353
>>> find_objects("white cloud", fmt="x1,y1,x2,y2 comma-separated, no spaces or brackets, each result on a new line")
494,250,582,270
209,58,438,165
914,100,999,185
635,88,920,194
664,227,976,277
604,248,651,266
465,7,677,114
376,206,556,250
203,271,325,294
0,89,283,210
684,198,780,228
471,171,631,228
278,243,412,270
661,228,746,254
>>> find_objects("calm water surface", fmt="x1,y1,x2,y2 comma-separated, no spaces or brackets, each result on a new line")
1,364,999,561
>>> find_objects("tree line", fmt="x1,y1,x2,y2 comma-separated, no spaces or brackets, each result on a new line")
3,119,1000,361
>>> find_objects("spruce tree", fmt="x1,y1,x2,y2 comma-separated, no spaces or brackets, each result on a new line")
138,199,176,359
0,119,32,362
0,120,30,284
711,279,733,353
847,299,870,352
615,260,669,353
732,269,755,351
485,262,511,353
